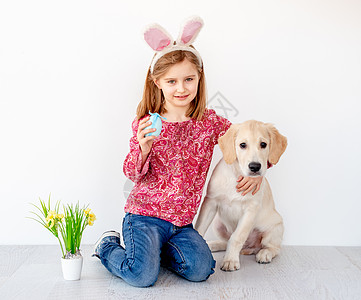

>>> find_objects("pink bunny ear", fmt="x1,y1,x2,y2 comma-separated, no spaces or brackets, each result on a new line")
144,24,173,51
178,16,204,45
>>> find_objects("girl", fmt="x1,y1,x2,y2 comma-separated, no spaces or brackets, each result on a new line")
93,16,262,287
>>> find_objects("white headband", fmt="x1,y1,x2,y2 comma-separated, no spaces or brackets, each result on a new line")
143,16,204,74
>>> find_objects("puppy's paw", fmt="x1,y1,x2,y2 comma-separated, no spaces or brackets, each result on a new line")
220,259,240,271
256,249,273,264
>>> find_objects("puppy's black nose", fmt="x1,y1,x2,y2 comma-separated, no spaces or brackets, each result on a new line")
249,162,261,173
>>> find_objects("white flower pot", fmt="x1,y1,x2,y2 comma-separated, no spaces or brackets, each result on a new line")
61,255,83,280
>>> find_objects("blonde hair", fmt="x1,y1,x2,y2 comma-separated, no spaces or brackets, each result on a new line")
136,49,207,121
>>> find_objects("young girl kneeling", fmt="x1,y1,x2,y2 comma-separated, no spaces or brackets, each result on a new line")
93,16,262,287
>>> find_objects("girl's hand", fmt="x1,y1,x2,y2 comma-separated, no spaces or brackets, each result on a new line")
236,176,263,196
137,116,157,156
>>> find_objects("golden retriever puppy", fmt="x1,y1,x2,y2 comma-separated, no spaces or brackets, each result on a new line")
195,120,287,271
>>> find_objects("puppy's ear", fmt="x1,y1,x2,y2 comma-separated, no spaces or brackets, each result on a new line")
218,125,240,164
266,124,287,165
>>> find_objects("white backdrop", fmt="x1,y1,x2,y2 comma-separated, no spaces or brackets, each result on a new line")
1,0,361,246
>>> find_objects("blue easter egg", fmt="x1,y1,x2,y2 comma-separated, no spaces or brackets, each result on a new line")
145,112,166,137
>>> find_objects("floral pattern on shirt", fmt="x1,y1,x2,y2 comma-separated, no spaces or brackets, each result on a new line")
123,109,232,226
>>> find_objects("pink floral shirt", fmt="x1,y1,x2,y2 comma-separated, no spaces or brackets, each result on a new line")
123,109,232,226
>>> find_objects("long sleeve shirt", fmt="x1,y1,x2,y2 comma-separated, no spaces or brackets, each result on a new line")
123,109,231,226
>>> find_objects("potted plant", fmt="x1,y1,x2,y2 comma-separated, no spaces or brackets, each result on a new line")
28,195,96,280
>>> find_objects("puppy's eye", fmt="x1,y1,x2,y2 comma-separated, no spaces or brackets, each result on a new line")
260,142,267,149
240,143,247,149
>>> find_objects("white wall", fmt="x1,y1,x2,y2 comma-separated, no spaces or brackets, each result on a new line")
1,0,360,246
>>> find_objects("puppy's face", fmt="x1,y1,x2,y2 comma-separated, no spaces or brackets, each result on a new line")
234,122,270,177
218,120,287,177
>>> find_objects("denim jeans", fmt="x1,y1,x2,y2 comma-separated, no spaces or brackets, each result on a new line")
96,213,215,287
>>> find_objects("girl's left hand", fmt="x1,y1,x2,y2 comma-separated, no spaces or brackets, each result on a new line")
236,176,263,196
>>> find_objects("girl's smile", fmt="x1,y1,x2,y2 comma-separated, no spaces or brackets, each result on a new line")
174,94,190,100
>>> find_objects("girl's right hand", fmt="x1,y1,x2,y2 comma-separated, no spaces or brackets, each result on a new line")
137,116,157,156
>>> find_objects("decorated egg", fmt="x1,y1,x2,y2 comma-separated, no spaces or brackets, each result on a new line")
145,112,166,137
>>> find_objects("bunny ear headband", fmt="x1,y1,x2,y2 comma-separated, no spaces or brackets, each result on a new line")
143,16,204,74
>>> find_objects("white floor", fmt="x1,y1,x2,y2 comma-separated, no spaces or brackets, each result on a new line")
0,245,360,300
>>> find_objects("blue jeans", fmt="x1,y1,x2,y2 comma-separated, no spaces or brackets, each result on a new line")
96,213,215,287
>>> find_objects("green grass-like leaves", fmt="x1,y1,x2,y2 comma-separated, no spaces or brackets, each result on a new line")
27,195,96,258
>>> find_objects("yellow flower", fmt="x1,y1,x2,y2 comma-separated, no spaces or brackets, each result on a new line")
84,208,91,215
47,210,56,219
88,212,96,226
46,214,53,223
45,211,63,228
